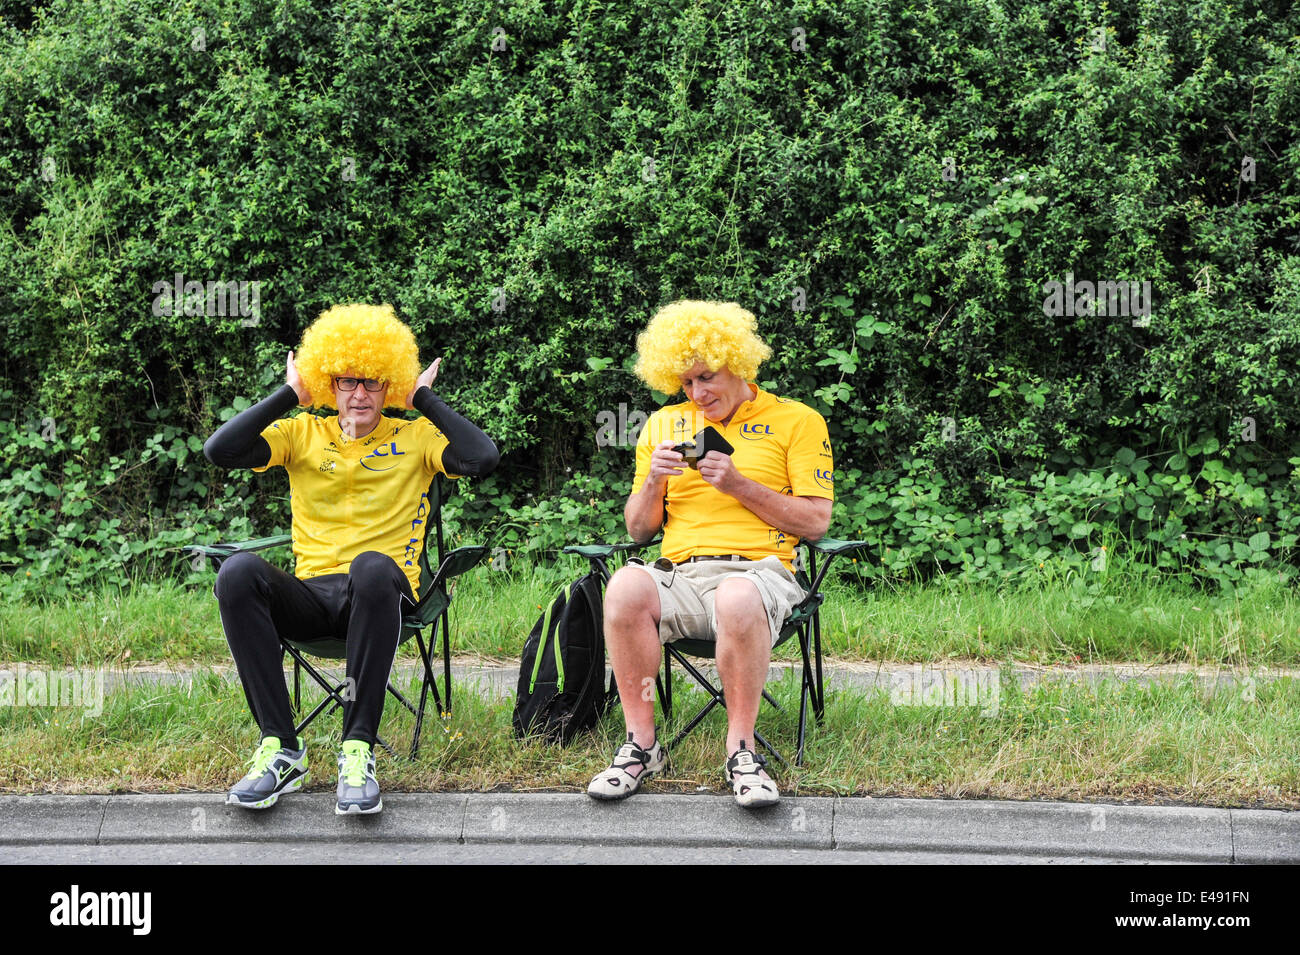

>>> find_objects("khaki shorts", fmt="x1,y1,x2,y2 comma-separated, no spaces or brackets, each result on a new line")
625,556,807,648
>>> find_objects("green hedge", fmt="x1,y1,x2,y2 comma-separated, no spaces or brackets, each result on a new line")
2,0,1299,596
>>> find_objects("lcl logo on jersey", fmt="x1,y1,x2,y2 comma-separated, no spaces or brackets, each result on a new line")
814,468,834,490
739,423,773,440
360,442,407,472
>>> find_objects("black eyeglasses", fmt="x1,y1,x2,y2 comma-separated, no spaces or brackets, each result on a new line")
333,377,386,392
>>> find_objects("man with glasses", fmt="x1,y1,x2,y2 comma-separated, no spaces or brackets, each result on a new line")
203,303,498,814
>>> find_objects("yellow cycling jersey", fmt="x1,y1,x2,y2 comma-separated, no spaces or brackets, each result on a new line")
632,387,834,568
255,413,453,597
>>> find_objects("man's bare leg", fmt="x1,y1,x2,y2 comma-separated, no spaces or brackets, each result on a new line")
712,576,771,756
602,566,662,758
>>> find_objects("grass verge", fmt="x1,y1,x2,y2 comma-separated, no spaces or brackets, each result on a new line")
3,566,1299,668
2,670,1296,808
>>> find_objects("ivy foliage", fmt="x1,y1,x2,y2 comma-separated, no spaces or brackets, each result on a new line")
1,0,1298,595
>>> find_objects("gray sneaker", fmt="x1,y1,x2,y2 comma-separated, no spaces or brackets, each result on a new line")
227,737,308,809
336,740,382,815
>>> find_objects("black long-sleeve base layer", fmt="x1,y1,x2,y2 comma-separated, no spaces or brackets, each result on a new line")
203,384,499,477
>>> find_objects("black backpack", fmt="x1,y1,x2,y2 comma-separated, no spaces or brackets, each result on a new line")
512,572,616,745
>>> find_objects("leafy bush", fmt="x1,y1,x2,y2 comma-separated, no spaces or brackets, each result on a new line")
1,0,1298,597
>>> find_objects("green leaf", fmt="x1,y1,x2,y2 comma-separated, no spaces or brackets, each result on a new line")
1248,531,1270,551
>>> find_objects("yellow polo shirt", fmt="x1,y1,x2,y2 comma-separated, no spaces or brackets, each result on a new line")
632,388,834,567
255,413,453,597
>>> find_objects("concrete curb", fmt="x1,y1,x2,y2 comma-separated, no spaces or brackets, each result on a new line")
2,793,1295,861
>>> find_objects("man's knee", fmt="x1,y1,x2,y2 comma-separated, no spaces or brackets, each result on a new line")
348,551,405,596
713,576,767,641
214,551,267,602
604,566,659,634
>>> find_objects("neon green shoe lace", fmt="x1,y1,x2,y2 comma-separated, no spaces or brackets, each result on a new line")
246,737,283,777
340,740,371,786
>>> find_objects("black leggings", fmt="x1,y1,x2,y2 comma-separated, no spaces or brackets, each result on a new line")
215,550,415,747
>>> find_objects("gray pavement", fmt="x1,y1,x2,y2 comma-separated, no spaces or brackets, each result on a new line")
59,658,1300,698
2,792,1295,863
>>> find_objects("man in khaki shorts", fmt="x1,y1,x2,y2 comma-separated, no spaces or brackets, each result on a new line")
587,300,834,808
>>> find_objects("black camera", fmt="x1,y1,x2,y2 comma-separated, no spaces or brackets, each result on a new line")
672,426,734,469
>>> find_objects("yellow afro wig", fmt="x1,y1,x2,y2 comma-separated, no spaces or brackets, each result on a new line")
295,304,420,410
634,300,772,395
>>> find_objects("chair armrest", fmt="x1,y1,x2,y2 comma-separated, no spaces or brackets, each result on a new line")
801,536,870,593
184,535,292,560
563,539,661,580
807,537,868,557
562,538,661,559
406,545,490,625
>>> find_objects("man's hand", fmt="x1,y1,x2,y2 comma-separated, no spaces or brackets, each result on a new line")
625,440,686,543
405,358,442,409
695,450,745,495
286,351,311,406
646,439,687,484
697,450,832,542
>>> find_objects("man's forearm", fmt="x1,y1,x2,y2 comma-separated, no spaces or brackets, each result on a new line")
726,478,832,541
411,386,499,477
625,479,668,543
203,385,297,469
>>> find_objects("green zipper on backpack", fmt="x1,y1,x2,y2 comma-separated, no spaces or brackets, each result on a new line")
529,585,570,693
552,584,571,693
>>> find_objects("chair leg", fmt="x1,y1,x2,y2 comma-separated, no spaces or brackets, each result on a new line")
752,727,788,770
284,647,350,738
665,647,727,750
796,622,815,766
663,645,792,767
387,681,418,717
295,693,337,737
412,628,445,760
440,608,453,715
662,646,673,721
813,610,826,721
283,643,409,760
